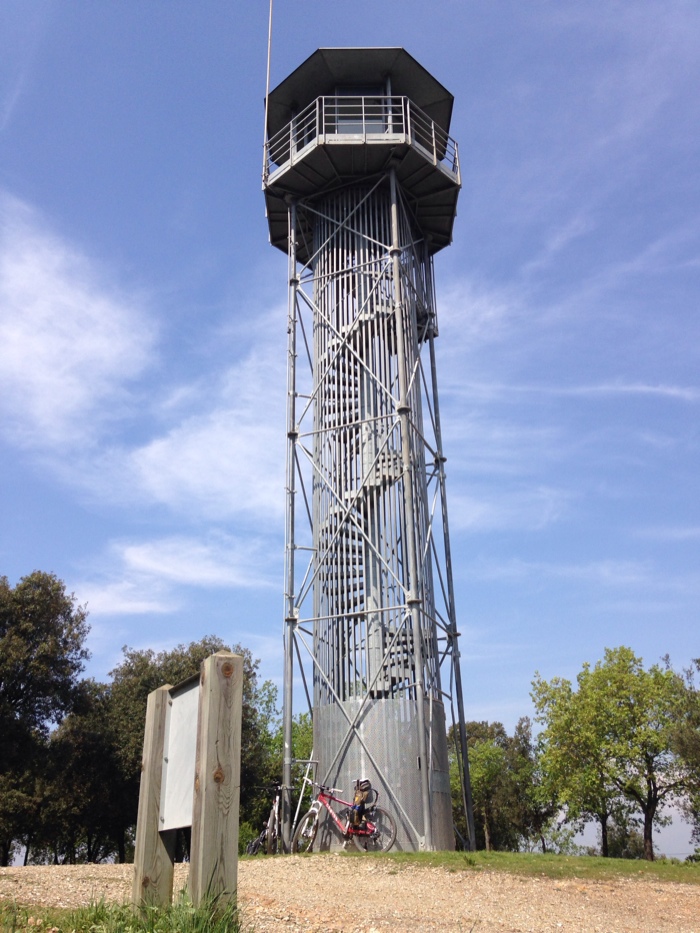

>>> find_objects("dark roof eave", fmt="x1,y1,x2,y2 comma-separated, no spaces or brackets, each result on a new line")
266,47,454,138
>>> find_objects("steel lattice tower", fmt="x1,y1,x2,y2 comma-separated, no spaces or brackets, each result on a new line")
263,48,474,852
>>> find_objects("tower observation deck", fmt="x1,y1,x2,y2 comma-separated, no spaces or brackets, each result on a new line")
264,48,474,852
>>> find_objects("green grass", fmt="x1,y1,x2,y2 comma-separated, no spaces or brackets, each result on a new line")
0,892,245,933
345,848,700,884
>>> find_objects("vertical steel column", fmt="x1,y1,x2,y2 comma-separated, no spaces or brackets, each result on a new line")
427,300,476,851
389,168,433,849
281,200,298,851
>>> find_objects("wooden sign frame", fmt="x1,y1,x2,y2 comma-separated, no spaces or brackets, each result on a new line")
132,651,243,908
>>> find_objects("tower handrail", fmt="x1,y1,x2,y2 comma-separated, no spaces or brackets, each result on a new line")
264,95,459,184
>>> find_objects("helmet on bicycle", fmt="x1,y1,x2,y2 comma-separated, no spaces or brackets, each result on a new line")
357,778,372,793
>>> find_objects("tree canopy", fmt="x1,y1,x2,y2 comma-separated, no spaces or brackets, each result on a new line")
670,659,700,843
0,572,90,865
533,646,694,860
450,717,557,853
0,572,89,738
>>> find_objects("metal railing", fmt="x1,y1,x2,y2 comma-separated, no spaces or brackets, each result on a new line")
265,96,459,183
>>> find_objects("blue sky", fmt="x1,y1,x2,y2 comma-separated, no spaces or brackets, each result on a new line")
1,0,698,811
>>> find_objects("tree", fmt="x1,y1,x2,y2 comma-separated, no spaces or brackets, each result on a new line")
0,572,90,865
605,814,646,860
449,720,516,851
532,673,624,856
29,681,126,865
449,719,556,852
467,739,511,851
507,717,558,853
533,646,692,861
669,659,700,842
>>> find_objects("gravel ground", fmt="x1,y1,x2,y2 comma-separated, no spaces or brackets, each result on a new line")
1,858,699,932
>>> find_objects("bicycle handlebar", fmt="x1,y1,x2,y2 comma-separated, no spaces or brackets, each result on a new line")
311,781,343,795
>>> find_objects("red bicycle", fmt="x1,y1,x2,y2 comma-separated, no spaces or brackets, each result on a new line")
292,780,397,853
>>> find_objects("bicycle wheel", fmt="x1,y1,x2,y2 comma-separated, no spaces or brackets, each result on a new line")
352,806,396,853
266,806,278,855
246,836,262,855
291,810,319,853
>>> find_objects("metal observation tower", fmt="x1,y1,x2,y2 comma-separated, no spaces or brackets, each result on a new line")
263,48,474,852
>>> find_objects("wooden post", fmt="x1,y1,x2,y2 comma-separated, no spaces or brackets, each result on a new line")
188,651,243,907
132,685,176,908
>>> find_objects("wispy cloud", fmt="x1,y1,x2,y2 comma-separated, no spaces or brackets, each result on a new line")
443,380,700,404
0,2,51,134
465,557,651,586
0,191,287,527
449,485,569,533
79,580,176,617
77,531,278,619
124,325,286,523
635,525,700,542
0,193,156,449
522,213,596,276
119,534,276,589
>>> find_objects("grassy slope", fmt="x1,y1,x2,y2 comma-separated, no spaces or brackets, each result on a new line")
353,849,700,885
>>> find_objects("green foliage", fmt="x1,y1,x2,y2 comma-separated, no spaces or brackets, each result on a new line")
27,680,130,865
0,573,90,866
0,573,90,737
237,820,256,856
450,718,557,853
466,738,514,851
669,659,700,842
533,646,692,861
507,718,558,852
288,712,314,809
605,817,646,860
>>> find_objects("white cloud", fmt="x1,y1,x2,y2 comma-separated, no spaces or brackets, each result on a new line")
79,580,176,617
128,367,286,524
636,526,700,542
449,485,568,533
0,194,286,527
442,380,700,404
0,2,50,134
465,557,651,587
522,213,596,276
119,534,276,589
76,531,278,620
437,279,522,357
0,193,155,448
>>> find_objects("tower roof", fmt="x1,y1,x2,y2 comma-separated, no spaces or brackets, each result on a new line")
266,47,454,138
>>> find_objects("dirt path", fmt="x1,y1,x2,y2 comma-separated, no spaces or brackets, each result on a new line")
1,858,699,932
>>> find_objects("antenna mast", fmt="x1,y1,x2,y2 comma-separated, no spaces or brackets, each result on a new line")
262,0,274,183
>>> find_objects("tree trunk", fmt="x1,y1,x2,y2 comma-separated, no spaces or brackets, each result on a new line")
600,813,609,857
540,833,547,854
643,808,655,861
0,840,10,867
483,807,491,852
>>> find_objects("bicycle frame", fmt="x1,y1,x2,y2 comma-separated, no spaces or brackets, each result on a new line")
247,784,283,855
310,786,379,840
